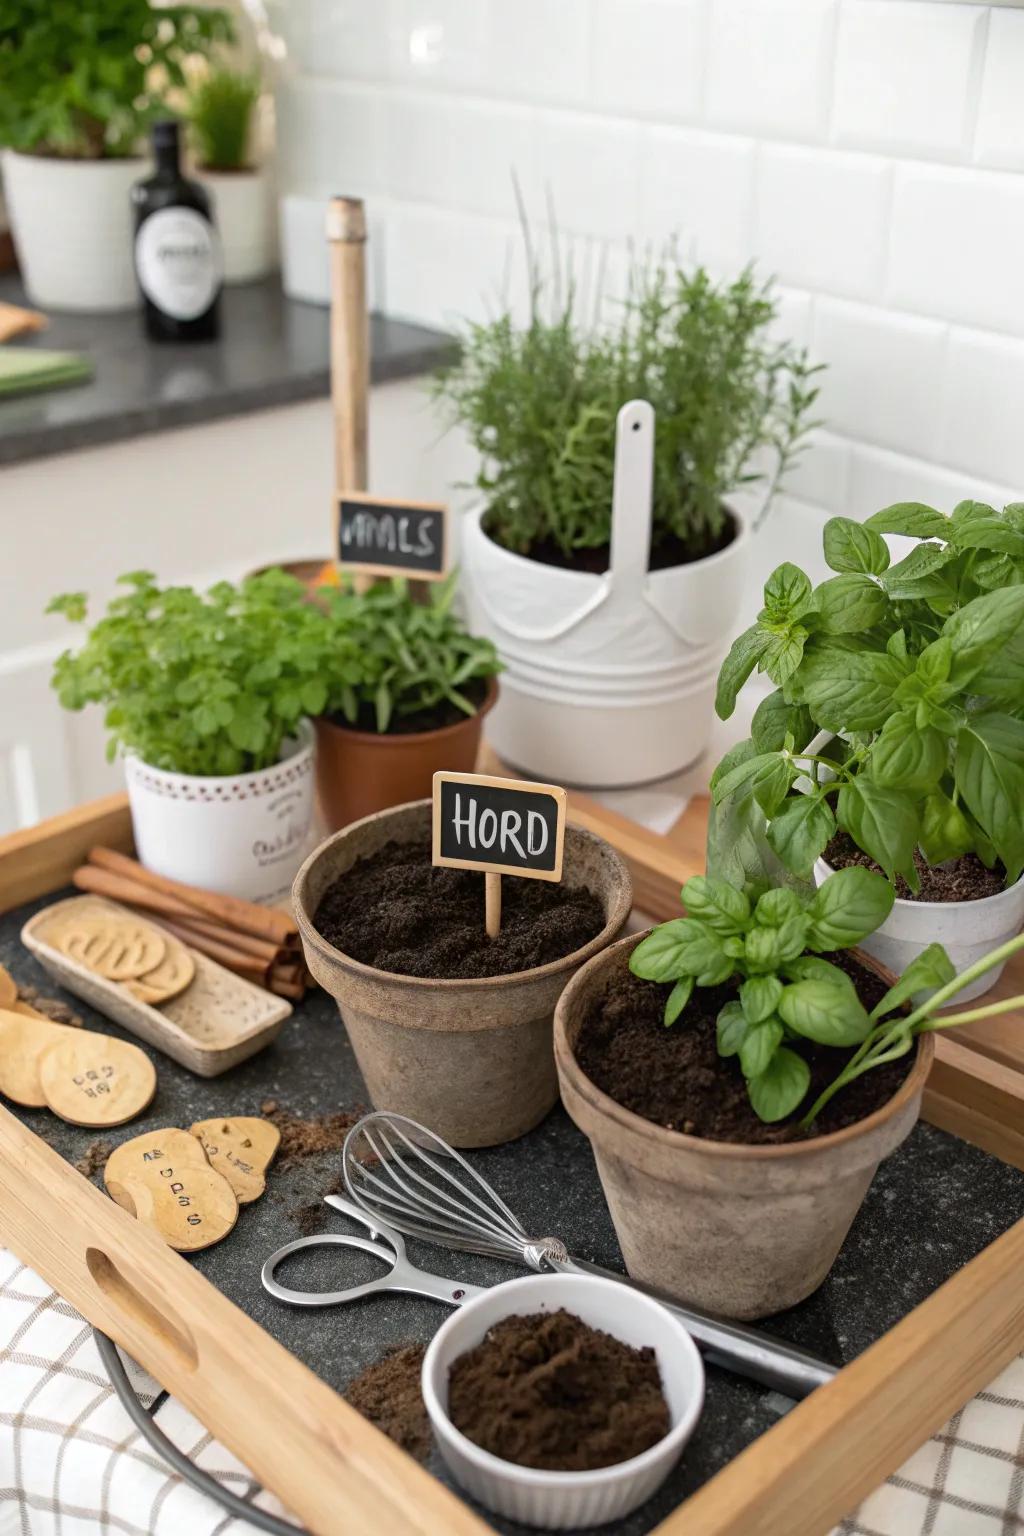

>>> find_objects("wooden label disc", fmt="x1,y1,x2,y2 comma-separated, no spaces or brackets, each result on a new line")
190,1116,281,1204
0,964,16,1009
122,930,196,1006
104,1128,238,1252
0,1008,81,1107
38,1033,157,1127
58,919,167,981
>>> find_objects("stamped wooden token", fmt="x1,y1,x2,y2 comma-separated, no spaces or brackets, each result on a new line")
38,1033,157,1127
104,1128,238,1252
190,1116,280,1204
0,965,16,1009
122,931,195,1005
58,919,166,980
0,1008,79,1107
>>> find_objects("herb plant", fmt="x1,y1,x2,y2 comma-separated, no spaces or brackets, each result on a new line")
188,66,260,171
49,569,347,776
629,868,1024,1128
0,0,232,158
319,574,501,733
434,254,820,562
712,500,1024,892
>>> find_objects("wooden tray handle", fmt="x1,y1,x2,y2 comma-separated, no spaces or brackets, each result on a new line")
85,1246,199,1371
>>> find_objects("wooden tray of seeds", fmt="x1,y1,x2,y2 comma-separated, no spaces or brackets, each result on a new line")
1,790,1023,1536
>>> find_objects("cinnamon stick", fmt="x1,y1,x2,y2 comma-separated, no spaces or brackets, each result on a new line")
163,911,281,965
158,918,269,984
88,846,298,947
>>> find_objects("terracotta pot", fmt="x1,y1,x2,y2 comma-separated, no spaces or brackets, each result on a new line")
293,800,632,1147
554,932,934,1320
313,679,498,832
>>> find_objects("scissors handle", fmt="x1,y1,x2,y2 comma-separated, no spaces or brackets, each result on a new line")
261,1228,485,1309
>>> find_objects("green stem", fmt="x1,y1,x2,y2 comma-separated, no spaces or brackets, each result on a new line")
918,995,1024,1030
900,933,1024,1033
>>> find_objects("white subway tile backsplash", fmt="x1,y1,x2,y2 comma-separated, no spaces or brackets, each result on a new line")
590,0,706,121
941,329,1024,491
641,126,755,269
388,0,489,90
832,1,983,160
888,163,1024,338
536,112,643,240
847,441,1019,523
385,96,537,219
755,146,890,300
747,493,833,601
275,80,386,194
385,203,519,328
266,0,394,81
813,299,947,459
482,0,591,106
782,429,851,515
706,0,836,143
974,11,1024,171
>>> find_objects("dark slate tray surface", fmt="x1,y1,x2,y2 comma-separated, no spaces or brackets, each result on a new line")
4,887,1024,1536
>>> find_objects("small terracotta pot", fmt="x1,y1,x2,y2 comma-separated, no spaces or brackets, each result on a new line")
313,679,499,832
293,800,633,1148
554,932,934,1320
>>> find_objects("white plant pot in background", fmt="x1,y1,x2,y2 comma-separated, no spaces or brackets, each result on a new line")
198,166,276,283
461,401,750,789
813,856,1024,1003
124,722,315,904
2,150,141,312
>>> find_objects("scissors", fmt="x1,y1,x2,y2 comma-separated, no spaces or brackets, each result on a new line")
261,1193,486,1309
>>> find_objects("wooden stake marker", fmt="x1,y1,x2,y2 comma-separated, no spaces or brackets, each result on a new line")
432,771,568,939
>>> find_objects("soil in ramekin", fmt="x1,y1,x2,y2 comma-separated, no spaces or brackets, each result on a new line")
447,1309,669,1472
575,949,912,1145
314,840,605,979
321,676,489,737
345,1344,431,1464
826,832,1006,903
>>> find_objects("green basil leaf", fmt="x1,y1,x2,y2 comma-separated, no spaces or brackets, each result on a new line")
941,586,1024,689
752,754,796,816
955,713,1024,882
805,866,895,950
836,778,919,887
711,750,787,805
950,517,1024,558
716,1000,749,1058
778,977,871,1046
715,624,770,720
880,542,953,595
951,498,998,528
754,887,803,926
870,711,947,791
682,875,751,934
664,975,694,1026
814,574,888,634
740,975,784,1024
740,1018,784,1080
919,790,975,866
766,793,836,877
784,954,847,983
747,1047,811,1123
745,914,809,973
865,502,950,540
797,650,906,732
762,563,814,621
822,517,890,576
629,920,699,983
973,627,1024,707
869,942,956,1020
751,690,815,752
761,625,809,686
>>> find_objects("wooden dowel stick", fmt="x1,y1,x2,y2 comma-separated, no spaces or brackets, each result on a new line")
326,194,371,594
485,873,501,939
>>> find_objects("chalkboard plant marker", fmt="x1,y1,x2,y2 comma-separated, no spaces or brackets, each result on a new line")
432,771,568,941
336,492,450,583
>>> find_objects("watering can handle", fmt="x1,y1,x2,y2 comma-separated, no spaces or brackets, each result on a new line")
607,400,655,610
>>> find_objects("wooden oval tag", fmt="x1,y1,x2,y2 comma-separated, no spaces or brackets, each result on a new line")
38,1033,157,1127
190,1116,280,1204
0,965,16,1009
0,1008,81,1107
104,1128,238,1252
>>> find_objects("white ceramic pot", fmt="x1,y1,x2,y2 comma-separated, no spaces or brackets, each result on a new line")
461,401,750,788
3,150,141,312
421,1273,704,1529
197,166,276,283
124,722,315,904
813,856,1024,1003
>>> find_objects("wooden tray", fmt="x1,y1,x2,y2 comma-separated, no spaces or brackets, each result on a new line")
1,791,1023,1536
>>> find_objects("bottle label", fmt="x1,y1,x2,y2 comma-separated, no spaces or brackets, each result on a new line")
135,207,221,320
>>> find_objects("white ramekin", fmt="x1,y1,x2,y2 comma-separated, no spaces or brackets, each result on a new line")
421,1273,705,1529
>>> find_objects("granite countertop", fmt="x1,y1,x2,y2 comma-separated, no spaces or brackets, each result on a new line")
0,275,455,466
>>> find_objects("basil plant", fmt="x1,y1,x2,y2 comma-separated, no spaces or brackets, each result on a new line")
630,867,1024,1128
713,499,1024,893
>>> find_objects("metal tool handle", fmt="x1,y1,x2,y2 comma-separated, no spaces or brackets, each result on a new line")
552,1255,836,1399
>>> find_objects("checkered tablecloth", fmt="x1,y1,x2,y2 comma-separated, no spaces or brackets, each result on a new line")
2,1248,1021,1536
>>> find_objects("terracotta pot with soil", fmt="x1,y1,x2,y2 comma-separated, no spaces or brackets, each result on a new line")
554,931,934,1321
314,678,498,831
293,800,632,1147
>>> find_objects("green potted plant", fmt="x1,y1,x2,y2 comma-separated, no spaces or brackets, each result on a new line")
434,254,820,789
554,864,1024,1319
47,568,335,901
187,63,273,283
314,573,502,831
0,0,230,311
711,499,1024,1001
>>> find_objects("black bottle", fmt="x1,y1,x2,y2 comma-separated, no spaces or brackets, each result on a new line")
131,120,221,341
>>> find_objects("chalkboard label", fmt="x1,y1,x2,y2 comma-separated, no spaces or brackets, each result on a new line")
335,493,448,581
432,772,567,882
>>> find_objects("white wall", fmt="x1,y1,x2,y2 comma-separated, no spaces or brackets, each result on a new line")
267,0,1024,601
